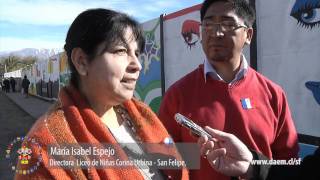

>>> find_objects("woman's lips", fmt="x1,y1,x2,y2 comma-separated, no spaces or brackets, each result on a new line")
121,78,137,89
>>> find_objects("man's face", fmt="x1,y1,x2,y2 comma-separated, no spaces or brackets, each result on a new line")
201,1,253,65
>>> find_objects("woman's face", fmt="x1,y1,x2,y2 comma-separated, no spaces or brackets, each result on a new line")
83,27,142,106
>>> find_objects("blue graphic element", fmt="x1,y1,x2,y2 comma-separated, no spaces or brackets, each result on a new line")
305,81,320,105
138,19,161,89
299,143,318,158
290,0,320,29
139,58,161,88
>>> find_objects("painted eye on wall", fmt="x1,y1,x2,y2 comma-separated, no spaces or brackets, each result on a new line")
181,20,201,49
290,0,320,29
182,32,199,47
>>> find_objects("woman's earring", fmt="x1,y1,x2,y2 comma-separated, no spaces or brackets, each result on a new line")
79,70,87,76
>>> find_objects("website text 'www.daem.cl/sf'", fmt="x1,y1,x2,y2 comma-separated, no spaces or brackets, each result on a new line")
251,158,301,165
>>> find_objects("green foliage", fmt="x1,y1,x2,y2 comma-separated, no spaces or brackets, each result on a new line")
0,56,37,74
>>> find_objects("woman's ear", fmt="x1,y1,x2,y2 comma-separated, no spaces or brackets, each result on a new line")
71,48,89,76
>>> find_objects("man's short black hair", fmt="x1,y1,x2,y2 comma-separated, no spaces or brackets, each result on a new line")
200,0,256,27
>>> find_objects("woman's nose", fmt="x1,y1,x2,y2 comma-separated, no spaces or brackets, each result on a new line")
128,54,142,72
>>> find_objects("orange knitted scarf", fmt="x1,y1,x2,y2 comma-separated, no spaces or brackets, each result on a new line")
15,86,188,180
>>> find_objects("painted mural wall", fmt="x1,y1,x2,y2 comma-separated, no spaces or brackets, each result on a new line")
18,52,69,99
58,52,71,88
135,18,163,112
256,0,320,137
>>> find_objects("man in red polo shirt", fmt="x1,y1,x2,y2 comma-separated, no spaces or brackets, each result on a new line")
159,0,299,179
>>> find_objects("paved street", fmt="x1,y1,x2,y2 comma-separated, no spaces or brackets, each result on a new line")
0,91,53,179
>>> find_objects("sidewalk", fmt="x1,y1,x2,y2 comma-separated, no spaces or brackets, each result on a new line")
4,92,54,119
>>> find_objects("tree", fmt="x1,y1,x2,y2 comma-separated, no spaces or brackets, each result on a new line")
0,56,37,75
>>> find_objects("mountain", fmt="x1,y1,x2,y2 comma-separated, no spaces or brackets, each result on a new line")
0,48,62,61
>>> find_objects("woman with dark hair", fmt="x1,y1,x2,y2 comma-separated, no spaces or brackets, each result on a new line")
15,8,188,180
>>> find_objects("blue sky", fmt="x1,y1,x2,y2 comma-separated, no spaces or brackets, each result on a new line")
0,0,202,52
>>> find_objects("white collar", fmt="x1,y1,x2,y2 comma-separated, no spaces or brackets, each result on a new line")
203,54,249,84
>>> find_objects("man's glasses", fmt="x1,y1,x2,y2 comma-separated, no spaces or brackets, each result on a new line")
201,21,248,33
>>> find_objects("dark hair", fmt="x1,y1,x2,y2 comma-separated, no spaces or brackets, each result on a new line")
200,0,255,27
64,8,145,88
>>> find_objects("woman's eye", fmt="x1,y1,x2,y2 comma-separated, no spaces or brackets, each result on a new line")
135,52,140,58
291,1,320,29
114,49,127,55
